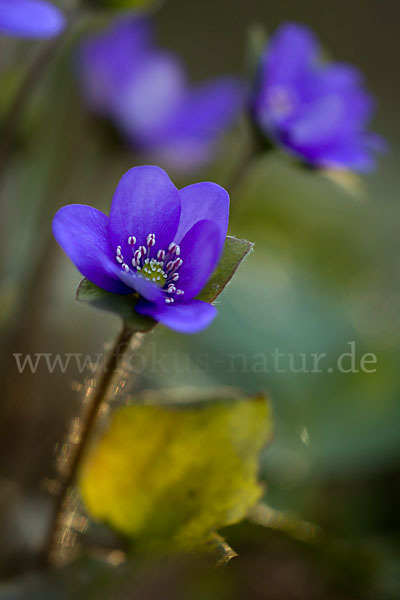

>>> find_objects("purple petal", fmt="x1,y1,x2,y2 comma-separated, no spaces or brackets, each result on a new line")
77,15,151,115
113,52,186,145
289,95,347,147
169,77,244,138
108,165,181,260
175,182,229,243
177,219,224,299
286,85,375,150
116,269,163,303
314,136,379,172
152,77,244,170
136,298,217,333
52,205,130,294
312,63,363,93
265,23,318,87
0,0,65,38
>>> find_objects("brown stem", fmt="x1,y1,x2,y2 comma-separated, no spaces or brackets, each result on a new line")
41,324,135,566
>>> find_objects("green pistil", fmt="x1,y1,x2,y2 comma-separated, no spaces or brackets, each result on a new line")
138,258,167,287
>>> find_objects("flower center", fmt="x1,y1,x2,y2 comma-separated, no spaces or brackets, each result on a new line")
266,85,296,119
115,233,185,304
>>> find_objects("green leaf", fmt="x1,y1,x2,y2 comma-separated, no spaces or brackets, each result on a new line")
198,236,254,303
75,279,156,333
80,389,272,553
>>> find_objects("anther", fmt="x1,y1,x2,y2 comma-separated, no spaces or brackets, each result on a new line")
172,273,179,282
173,258,183,270
128,236,136,246
168,242,177,254
165,297,174,304
116,246,122,257
116,256,123,264
157,249,166,261
147,233,156,247
167,284,176,294
122,263,129,272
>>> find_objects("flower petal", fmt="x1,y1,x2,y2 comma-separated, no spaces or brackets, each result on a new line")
136,298,217,333
177,219,224,299
152,77,244,170
314,137,379,172
52,205,130,294
108,165,181,260
265,23,318,87
114,52,186,145
175,182,229,243
0,0,65,38
77,16,151,116
116,269,163,303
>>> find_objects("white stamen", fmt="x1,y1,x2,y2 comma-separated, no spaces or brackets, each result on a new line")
173,258,183,270
168,242,177,253
157,249,166,261
147,233,156,247
117,235,187,298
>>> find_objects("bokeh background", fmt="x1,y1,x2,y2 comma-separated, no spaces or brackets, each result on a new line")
0,0,399,598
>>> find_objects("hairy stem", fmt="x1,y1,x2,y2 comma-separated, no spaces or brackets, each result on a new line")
248,503,323,546
42,324,135,566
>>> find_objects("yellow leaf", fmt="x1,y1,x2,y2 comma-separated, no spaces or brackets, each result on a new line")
80,390,272,552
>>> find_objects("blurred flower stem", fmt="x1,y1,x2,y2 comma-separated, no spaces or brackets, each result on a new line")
0,10,77,178
248,503,323,546
225,121,272,196
42,324,138,566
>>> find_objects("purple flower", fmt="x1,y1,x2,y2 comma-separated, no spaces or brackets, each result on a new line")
52,165,229,334
0,0,65,38
250,23,385,172
77,15,244,171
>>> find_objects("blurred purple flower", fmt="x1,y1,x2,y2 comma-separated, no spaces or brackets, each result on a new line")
0,0,65,38
53,165,229,333
251,23,386,172
77,15,244,171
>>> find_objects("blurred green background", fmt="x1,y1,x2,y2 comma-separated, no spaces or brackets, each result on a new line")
0,0,399,598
